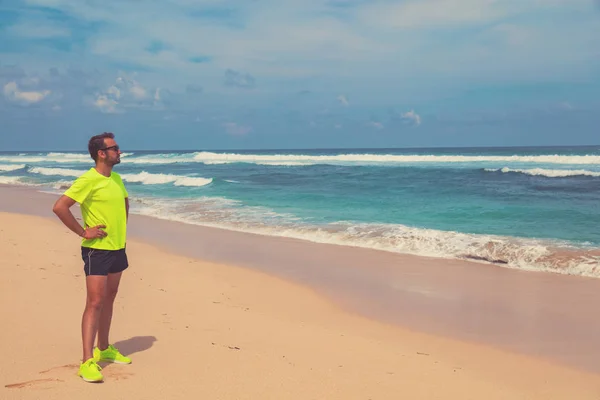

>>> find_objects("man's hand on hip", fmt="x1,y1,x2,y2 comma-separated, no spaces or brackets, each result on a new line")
83,225,107,239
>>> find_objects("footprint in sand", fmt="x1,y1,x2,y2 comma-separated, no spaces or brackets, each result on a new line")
106,370,134,381
4,364,79,389
6,363,134,388
5,364,79,389
39,364,79,375
5,378,64,389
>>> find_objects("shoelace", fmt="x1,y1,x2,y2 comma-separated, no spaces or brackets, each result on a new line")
86,360,102,371
102,345,119,354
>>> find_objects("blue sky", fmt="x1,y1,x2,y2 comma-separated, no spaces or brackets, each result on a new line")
1,0,599,150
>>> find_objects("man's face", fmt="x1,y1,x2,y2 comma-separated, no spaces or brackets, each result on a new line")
99,138,122,165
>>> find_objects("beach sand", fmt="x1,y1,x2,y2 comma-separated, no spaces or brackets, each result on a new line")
2,188,600,399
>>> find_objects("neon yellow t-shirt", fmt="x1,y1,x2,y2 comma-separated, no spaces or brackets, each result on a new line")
64,167,129,250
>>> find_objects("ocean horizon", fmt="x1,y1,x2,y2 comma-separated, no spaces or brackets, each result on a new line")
1,144,599,278
2,144,599,153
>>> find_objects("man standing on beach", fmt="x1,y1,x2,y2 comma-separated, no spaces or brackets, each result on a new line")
52,132,132,383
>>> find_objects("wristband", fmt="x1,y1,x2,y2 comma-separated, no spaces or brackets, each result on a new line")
80,228,87,238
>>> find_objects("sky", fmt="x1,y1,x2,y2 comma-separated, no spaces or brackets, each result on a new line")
1,0,600,151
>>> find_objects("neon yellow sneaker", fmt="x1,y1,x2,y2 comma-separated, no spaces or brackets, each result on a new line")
78,358,103,382
93,344,132,364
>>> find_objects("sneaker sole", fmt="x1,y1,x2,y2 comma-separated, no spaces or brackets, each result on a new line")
78,374,103,383
98,359,131,364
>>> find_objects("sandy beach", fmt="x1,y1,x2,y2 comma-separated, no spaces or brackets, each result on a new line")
2,186,600,399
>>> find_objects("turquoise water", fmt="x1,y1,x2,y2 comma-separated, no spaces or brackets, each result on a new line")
1,146,599,276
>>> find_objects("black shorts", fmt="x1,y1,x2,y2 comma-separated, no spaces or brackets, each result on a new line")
81,247,129,276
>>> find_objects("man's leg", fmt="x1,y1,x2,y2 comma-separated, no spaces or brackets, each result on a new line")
82,276,107,362
97,271,122,351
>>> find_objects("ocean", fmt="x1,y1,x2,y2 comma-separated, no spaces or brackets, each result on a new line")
1,146,599,277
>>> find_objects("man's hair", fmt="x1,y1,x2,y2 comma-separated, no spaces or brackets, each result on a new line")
88,132,115,161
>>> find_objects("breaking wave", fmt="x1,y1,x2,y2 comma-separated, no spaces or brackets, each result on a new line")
1,151,599,167
26,167,212,187
485,167,600,178
130,197,600,278
120,172,213,187
0,164,26,172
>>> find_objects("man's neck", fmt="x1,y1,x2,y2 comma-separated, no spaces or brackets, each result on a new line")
94,163,112,177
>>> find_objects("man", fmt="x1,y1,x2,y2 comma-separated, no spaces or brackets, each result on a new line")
52,132,131,383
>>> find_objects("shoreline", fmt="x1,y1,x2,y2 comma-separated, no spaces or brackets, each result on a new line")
2,184,600,375
4,165,600,279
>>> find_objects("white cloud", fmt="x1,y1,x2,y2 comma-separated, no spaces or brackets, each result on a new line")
106,85,121,99
3,81,51,104
368,121,384,129
223,122,252,136
401,110,422,126
94,94,118,113
337,95,349,106
129,83,147,99
92,74,158,113
116,76,148,99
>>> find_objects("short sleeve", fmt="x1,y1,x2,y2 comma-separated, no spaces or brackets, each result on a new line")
64,174,93,204
113,173,129,198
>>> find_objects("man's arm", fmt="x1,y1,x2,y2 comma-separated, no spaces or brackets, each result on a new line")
53,195,86,237
125,197,129,221
52,195,106,239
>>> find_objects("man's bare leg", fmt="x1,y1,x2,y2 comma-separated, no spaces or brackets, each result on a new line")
82,276,107,361
97,271,122,351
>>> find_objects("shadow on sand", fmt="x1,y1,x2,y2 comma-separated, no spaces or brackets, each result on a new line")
95,336,157,376
113,335,157,358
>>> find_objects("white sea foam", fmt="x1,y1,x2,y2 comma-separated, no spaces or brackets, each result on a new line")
0,156,49,163
120,171,212,187
28,167,84,177
129,197,600,278
0,152,124,164
0,176,24,184
27,167,213,187
188,152,600,166
0,164,26,172
0,153,91,164
2,151,600,167
46,152,89,160
50,180,75,190
0,174,70,187
485,167,600,178
124,154,191,164
61,151,600,166
204,160,313,166
44,152,133,160
121,171,213,186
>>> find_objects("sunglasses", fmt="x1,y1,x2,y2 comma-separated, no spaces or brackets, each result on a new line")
100,145,120,152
